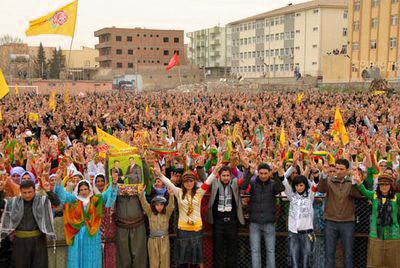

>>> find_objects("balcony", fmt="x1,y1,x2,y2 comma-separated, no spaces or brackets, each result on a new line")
210,39,221,46
210,27,221,35
96,55,112,62
95,43,111,50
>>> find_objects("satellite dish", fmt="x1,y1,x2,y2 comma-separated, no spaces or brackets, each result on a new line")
361,69,370,80
369,67,381,80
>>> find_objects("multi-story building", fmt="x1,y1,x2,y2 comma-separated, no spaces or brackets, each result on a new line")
94,27,184,71
228,0,348,79
186,26,231,76
347,0,400,81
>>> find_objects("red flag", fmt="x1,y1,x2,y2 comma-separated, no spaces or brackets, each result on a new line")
166,53,179,71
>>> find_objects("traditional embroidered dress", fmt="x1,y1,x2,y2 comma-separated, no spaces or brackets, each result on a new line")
55,179,117,268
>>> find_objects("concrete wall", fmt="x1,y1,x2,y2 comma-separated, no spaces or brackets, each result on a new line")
321,55,351,82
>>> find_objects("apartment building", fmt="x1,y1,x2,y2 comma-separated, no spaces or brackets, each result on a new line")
186,26,231,76
348,0,400,81
228,0,348,79
94,27,184,70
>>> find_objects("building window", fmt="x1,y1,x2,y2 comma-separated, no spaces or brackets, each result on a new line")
391,15,398,26
128,63,134,68
144,47,147,50
173,50,180,55
313,27,318,31
352,64,357,72
312,44,317,48
163,50,169,55
343,10,348,19
312,62,317,65
266,35,270,42
342,45,347,54
128,49,133,55
372,0,379,7
393,0,399,3
275,34,279,41
343,28,348,36
157,60,160,63
296,30,300,34
116,36,122,41
280,48,284,56
295,46,300,50
127,36,132,42
137,34,140,37
354,1,360,11
137,47,140,50
174,37,180,43
150,34,153,37
353,21,360,31
296,13,301,16
144,34,147,37
291,31,295,38
280,33,284,40
116,49,122,55
352,42,359,50
313,9,319,14
156,48,159,50
370,40,377,49
150,47,153,50
371,18,378,28
390,37,397,48
116,62,123,68
163,37,169,42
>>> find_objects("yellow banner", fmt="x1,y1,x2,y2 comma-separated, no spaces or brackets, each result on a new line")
0,69,10,100
25,0,78,37
96,126,131,149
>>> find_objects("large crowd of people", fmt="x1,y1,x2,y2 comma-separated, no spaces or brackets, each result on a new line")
0,89,399,268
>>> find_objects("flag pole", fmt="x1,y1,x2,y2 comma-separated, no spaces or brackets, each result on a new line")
64,0,78,102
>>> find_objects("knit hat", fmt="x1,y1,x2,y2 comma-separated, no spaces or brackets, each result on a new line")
151,195,167,205
378,174,394,184
182,171,197,182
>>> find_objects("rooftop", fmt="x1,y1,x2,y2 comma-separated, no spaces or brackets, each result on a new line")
228,0,348,25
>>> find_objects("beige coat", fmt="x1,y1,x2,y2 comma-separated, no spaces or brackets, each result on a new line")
139,193,175,268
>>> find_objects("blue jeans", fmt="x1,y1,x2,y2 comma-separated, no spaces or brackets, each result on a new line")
288,231,314,268
249,222,275,268
324,221,354,268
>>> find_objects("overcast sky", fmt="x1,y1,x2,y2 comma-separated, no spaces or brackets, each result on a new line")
0,0,307,49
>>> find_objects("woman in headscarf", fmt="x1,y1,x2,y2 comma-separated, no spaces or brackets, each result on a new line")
54,173,118,268
9,166,25,185
93,173,117,268
354,172,400,268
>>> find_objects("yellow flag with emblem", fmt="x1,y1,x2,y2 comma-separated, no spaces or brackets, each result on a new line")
25,0,78,37
0,69,10,100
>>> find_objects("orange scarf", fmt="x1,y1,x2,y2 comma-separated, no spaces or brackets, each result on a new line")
63,194,103,246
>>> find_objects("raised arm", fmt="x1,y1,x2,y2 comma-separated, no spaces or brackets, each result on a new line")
166,188,176,217
138,187,152,215
282,178,293,201
54,181,76,204
101,174,119,208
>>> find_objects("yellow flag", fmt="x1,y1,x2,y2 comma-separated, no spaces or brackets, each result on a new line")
373,90,385,96
295,92,304,106
145,103,149,113
64,83,69,104
96,126,131,149
28,113,39,122
0,69,10,100
25,0,78,37
0,109,2,121
279,125,286,148
49,90,56,112
15,84,19,96
331,107,349,145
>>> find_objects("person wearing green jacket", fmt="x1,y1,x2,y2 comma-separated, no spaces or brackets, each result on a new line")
354,172,400,268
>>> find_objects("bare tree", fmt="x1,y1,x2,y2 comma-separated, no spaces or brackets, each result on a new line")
0,34,23,45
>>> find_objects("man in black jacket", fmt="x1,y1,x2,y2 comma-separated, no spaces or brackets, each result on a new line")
241,159,285,268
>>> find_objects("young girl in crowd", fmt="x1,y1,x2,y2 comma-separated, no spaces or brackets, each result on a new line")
153,160,222,267
283,174,316,268
138,185,175,268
